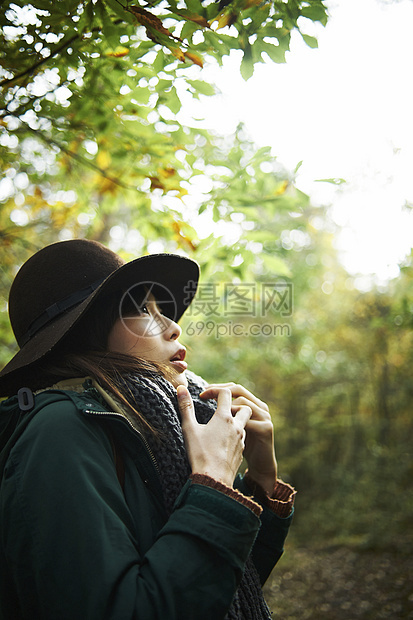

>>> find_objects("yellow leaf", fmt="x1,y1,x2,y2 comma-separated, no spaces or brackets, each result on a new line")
211,11,238,29
186,13,210,28
68,140,81,153
96,150,111,169
242,0,261,8
96,176,118,196
183,51,203,67
171,46,186,62
158,166,176,178
105,46,130,58
172,221,198,250
149,176,165,191
274,180,289,196
128,5,181,41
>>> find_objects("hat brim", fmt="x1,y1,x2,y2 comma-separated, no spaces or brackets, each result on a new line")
0,253,199,396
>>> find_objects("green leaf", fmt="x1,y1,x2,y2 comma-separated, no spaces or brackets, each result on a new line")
180,20,200,42
185,0,205,14
252,146,273,161
104,0,133,23
97,2,120,47
301,5,328,26
133,41,158,59
187,79,216,97
261,253,291,277
259,40,287,64
130,87,151,105
295,188,310,205
315,178,347,185
240,43,254,80
164,87,181,114
153,50,166,73
156,78,173,92
301,33,318,49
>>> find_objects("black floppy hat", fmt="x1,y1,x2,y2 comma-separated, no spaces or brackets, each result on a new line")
0,239,199,396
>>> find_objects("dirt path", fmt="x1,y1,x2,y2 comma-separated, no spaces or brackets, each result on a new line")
263,546,413,619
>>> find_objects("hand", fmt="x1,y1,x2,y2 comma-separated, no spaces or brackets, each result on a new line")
177,385,252,488
200,383,277,496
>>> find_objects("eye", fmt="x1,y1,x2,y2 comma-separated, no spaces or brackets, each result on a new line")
139,304,149,315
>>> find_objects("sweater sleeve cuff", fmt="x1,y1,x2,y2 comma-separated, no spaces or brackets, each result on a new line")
189,473,263,517
243,471,296,519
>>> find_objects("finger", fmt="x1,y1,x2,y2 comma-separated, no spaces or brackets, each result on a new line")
177,385,196,427
199,385,232,402
231,404,252,428
231,396,270,420
201,384,268,411
199,383,235,401
215,387,233,414
201,383,235,390
232,387,268,411
245,418,274,437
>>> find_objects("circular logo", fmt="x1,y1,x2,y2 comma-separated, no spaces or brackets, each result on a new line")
118,281,178,337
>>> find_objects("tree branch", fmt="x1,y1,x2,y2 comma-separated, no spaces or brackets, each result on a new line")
18,119,141,192
0,34,80,88
0,17,128,89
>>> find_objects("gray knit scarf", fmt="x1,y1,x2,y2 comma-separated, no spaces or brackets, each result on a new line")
122,370,272,620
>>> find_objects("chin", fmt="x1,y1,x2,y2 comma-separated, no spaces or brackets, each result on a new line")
171,372,188,388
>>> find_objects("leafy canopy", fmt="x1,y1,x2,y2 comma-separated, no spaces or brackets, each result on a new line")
0,0,327,225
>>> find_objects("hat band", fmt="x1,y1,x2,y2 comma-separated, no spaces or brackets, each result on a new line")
19,278,105,348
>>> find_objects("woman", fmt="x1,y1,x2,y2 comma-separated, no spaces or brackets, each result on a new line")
0,239,295,620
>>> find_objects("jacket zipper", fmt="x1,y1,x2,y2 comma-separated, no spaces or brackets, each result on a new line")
84,408,160,477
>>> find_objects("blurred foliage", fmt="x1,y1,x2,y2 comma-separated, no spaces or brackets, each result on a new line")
1,0,412,554
185,209,413,552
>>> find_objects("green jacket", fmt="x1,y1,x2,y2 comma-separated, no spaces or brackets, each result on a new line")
0,380,292,620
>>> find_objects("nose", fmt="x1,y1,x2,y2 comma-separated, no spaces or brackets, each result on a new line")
163,316,182,341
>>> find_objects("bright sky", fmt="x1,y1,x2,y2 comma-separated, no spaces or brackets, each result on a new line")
181,0,413,286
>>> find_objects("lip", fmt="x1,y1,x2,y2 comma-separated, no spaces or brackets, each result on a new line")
169,359,188,372
169,347,187,372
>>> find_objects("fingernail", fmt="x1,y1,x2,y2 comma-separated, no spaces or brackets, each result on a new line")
177,385,187,398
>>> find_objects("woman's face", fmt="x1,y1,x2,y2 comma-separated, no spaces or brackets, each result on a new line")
107,292,188,387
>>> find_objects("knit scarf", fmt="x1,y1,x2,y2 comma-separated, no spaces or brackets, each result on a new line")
122,371,272,620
